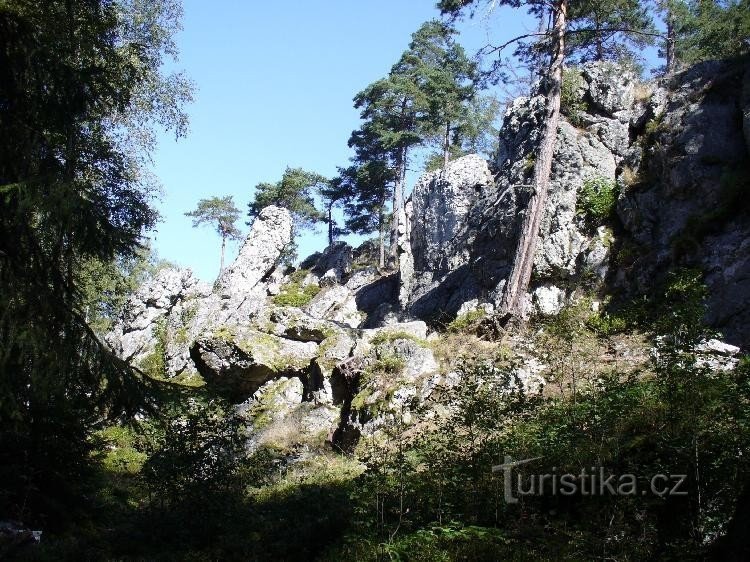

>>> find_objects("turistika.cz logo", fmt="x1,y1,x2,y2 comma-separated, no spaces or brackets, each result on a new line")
492,456,688,504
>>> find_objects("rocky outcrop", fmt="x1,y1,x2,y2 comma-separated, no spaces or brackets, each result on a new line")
108,59,749,464
216,206,292,300
615,60,750,346
106,267,211,367
399,60,750,346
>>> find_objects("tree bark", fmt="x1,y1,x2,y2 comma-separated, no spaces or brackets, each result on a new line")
665,8,676,74
327,204,334,247
498,0,567,321
220,236,226,274
389,146,406,268
378,201,386,269
443,121,451,169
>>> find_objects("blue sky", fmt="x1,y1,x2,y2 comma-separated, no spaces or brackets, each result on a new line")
149,0,536,281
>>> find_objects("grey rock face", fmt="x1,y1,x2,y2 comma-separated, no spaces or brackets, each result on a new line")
410,154,494,274
616,60,750,346
216,205,292,300
107,267,210,366
190,329,318,399
299,241,353,284
582,61,636,118
400,64,621,320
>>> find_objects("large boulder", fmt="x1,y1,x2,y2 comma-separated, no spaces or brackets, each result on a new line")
215,205,292,300
190,328,319,399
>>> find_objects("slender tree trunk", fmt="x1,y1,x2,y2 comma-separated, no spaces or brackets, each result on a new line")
443,121,451,169
328,204,334,247
498,0,567,321
220,235,226,274
378,200,386,269
665,8,677,74
389,146,406,267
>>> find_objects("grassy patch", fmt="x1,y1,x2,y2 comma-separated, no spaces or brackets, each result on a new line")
273,269,321,307
446,309,487,333
561,67,587,126
370,329,427,347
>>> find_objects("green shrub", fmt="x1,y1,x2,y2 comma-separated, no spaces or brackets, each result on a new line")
578,175,618,227
561,68,587,126
139,317,167,377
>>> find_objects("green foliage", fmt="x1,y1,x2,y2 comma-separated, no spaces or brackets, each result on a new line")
272,269,321,307
248,166,327,231
185,195,242,240
247,167,328,262
0,0,189,526
139,317,168,378
578,175,618,227
567,0,657,65
676,0,750,65
77,246,163,334
141,398,249,505
560,67,587,125
446,308,486,333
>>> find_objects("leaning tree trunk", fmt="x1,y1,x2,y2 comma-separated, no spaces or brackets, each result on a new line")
498,0,567,321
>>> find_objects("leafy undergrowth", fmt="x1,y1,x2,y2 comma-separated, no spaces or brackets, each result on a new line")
18,272,750,561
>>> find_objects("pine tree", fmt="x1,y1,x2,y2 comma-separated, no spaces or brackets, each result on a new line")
393,20,479,169
319,176,351,248
568,0,656,65
185,196,242,274
351,20,480,266
345,122,397,269
247,167,327,261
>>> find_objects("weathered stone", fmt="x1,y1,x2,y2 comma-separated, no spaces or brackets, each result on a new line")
215,205,292,299
190,329,318,399
299,241,353,284
269,307,340,342
582,61,636,117
533,285,566,316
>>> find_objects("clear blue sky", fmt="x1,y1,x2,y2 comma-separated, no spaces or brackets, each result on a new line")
148,1,657,282
149,0,535,281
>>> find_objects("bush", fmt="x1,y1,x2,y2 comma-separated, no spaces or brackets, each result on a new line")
578,175,618,227
561,68,587,126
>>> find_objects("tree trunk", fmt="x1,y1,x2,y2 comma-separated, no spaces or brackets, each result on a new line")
378,199,386,269
443,121,451,169
389,146,406,268
665,8,677,74
328,204,334,247
220,236,226,274
595,14,604,61
498,0,567,321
